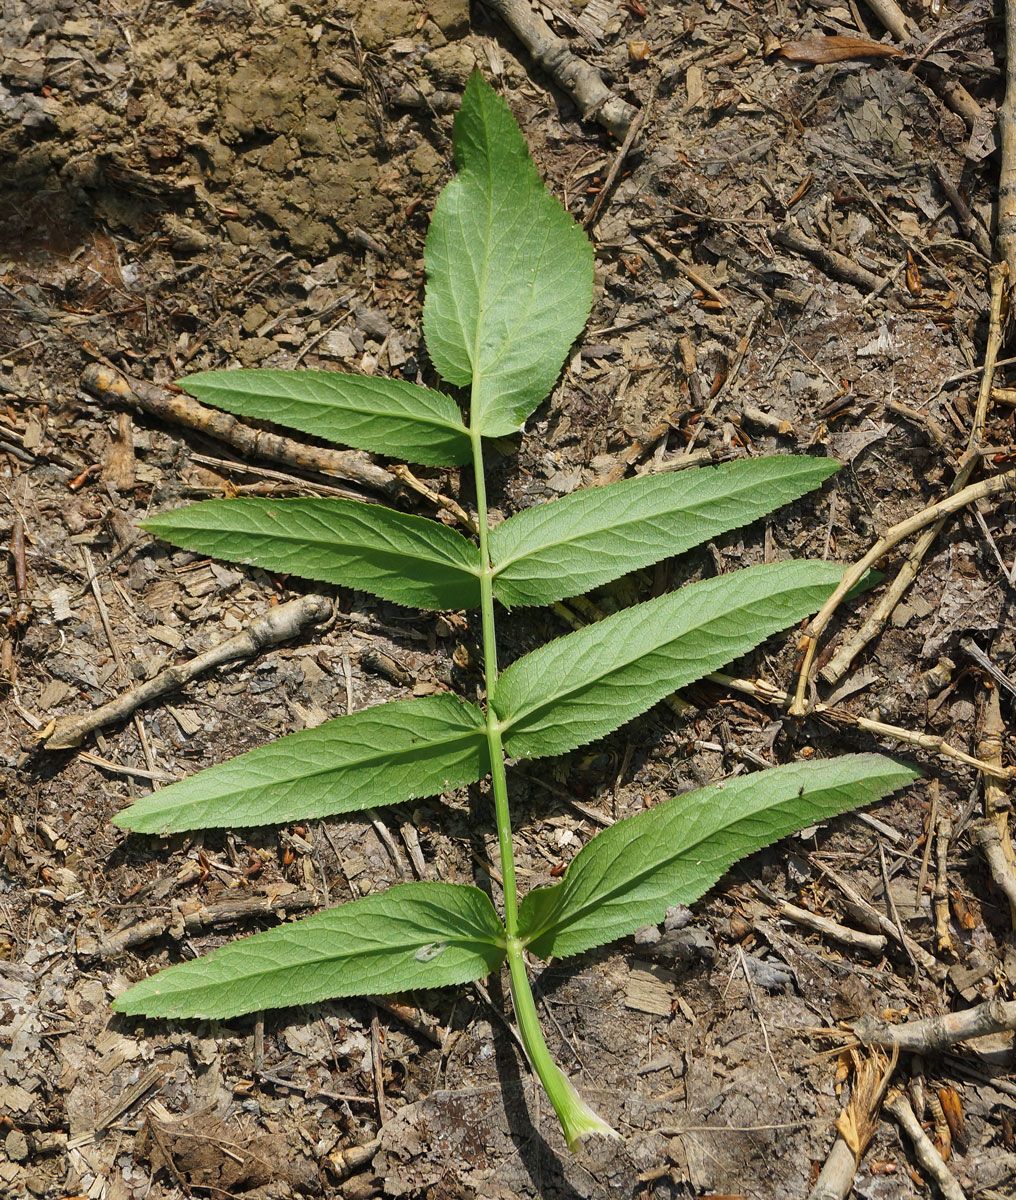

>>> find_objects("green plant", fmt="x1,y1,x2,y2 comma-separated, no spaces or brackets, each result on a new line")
112,73,916,1149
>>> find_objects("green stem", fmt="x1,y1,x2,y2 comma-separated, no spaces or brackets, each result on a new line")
506,939,618,1151
470,429,518,936
470,427,617,1148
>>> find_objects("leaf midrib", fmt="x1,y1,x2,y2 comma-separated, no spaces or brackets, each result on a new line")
497,588,778,736
136,935,507,1008
196,377,466,438
163,512,482,579
134,722,489,817
524,784,849,952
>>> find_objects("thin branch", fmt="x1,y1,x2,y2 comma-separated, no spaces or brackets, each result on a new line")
855,995,1016,1053
81,363,397,497
790,464,1016,713
42,594,332,750
884,1091,969,1200
780,901,887,956
819,264,1007,687
480,0,637,137
999,0,1016,283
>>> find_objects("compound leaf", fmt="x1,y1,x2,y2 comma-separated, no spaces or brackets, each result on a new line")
115,694,489,834
423,72,593,437
490,456,839,607
180,368,471,466
519,755,918,959
143,498,483,611
494,561,844,759
113,882,507,1019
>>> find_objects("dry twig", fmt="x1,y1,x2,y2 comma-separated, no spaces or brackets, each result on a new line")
813,264,1008,693
42,594,332,750
790,463,1016,714
934,813,954,956
999,0,1016,285
819,865,947,981
862,0,981,133
773,224,885,293
972,822,1016,918
636,231,728,306
81,363,397,497
80,889,321,959
480,0,638,137
584,88,652,233
855,996,1016,1054
780,901,887,956
975,688,1016,926
885,1089,969,1199
711,671,1011,780
934,163,992,261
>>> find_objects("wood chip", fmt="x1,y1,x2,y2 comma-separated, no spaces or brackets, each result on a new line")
624,961,676,1015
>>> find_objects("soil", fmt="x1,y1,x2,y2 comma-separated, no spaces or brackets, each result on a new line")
1,1,1015,1198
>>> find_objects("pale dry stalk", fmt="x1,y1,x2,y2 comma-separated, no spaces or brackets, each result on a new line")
998,0,1016,285
810,263,1007,694
975,687,1016,926
855,996,1016,1053
479,0,637,137
709,672,1011,779
933,813,954,955
884,1090,969,1200
790,462,1015,715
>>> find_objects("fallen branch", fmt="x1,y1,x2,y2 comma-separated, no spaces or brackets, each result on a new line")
79,889,321,959
934,163,992,261
636,231,728,306
819,865,947,982
790,463,1016,713
480,0,638,137
976,687,1016,927
585,88,652,232
855,995,1016,1054
711,671,1012,780
42,594,332,750
773,223,885,293
998,0,1016,284
780,901,887,957
863,0,982,134
934,813,954,956
885,1090,968,1200
81,363,398,497
972,822,1016,918
818,264,1007,688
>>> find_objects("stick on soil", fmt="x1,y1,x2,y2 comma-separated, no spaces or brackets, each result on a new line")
480,0,638,137
855,995,1016,1054
81,363,397,497
998,0,1016,285
42,593,332,750
885,1090,969,1200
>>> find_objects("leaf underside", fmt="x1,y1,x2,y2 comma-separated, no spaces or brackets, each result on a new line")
490,456,840,608
113,882,507,1019
116,694,489,834
181,368,471,467
494,560,847,760
423,72,593,437
519,755,919,959
142,498,483,611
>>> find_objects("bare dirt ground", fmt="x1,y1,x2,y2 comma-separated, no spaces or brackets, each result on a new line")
2,1,1015,1197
